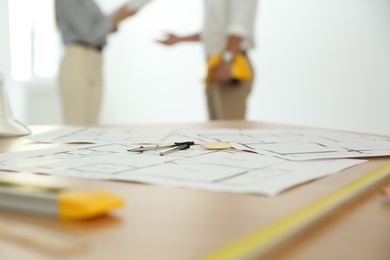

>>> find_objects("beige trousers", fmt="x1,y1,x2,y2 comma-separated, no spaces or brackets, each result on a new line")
58,44,103,125
205,60,253,120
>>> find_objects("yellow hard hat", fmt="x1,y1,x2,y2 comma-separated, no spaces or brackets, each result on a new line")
204,52,252,83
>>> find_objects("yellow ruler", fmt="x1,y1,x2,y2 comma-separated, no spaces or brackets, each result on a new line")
201,162,390,260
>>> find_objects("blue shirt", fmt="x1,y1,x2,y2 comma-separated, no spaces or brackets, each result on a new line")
55,0,113,49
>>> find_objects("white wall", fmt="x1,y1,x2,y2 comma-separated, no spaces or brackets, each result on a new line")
251,0,390,135
98,0,390,135
1,0,62,124
2,0,390,135
98,0,206,124
0,0,25,120
0,1,11,81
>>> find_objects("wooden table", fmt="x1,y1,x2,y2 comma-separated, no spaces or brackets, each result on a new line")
0,121,389,260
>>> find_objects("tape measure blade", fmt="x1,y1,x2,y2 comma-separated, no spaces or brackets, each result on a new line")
201,162,390,260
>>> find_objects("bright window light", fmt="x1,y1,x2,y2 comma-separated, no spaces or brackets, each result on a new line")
9,0,33,81
32,0,59,78
9,0,59,81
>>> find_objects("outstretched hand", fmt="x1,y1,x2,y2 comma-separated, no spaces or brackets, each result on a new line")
157,33,182,46
111,4,138,30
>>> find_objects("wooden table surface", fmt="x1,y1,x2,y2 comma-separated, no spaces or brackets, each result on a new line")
0,121,389,260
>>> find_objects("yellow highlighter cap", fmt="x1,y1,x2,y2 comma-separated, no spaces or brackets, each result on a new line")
59,190,124,221
204,52,252,83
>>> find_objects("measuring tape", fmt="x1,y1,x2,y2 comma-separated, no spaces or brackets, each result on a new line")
201,162,390,260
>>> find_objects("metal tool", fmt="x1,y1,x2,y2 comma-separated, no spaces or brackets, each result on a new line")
128,141,195,156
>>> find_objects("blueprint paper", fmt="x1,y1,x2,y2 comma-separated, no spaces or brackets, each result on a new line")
0,143,365,196
27,127,192,144
27,128,390,161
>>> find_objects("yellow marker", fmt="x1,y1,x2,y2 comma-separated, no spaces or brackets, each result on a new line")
204,52,252,83
0,181,124,221
201,162,390,260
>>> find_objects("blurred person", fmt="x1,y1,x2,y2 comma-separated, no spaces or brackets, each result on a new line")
55,0,137,124
158,0,257,120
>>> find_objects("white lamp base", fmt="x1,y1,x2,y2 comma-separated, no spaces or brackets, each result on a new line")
0,72,31,137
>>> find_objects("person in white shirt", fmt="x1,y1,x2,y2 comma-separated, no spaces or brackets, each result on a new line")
159,0,257,120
